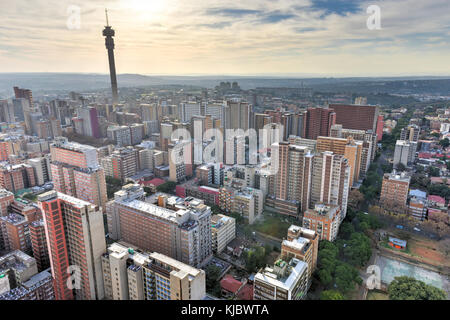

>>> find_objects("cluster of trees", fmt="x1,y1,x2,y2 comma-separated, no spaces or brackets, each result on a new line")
205,265,222,297
359,164,383,201
317,209,382,298
411,166,450,200
105,176,123,199
317,241,362,297
388,276,447,300
156,181,176,194
243,245,273,273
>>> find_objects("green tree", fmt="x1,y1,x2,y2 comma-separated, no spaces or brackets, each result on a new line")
439,138,450,149
334,263,359,294
388,276,447,300
339,222,355,240
320,290,344,300
343,233,372,267
205,265,222,297
156,181,177,193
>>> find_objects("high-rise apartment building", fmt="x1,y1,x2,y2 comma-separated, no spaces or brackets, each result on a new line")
142,252,206,300
281,225,318,282
329,103,380,133
393,140,417,167
180,102,201,123
310,151,350,219
0,164,36,193
106,184,212,268
50,139,107,210
302,203,341,242
107,125,132,146
29,219,50,272
101,147,139,182
316,136,363,186
225,101,252,131
305,107,336,140
0,189,15,216
380,172,410,212
211,214,236,254
271,142,313,216
38,191,106,300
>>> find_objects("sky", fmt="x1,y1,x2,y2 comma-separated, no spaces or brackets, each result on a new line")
0,0,450,76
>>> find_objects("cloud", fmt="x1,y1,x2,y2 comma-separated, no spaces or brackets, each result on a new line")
0,0,449,75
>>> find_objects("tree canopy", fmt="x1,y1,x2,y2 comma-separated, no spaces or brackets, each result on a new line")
388,276,447,300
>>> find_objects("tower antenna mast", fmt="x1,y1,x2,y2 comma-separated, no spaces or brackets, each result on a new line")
105,8,109,27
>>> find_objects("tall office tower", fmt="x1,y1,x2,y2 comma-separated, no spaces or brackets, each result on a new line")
101,147,139,182
50,139,107,210
106,184,212,268
225,135,246,165
29,219,50,271
271,142,313,216
281,225,319,281
0,164,37,193
400,124,420,142
38,191,106,300
11,98,29,123
103,10,119,105
393,140,417,167
0,100,14,123
380,172,410,211
13,87,33,107
0,189,14,216
204,101,225,126
303,203,341,241
290,111,307,138
140,103,158,121
253,258,309,300
225,101,252,130
254,113,273,133
180,102,201,122
310,151,351,220
316,136,363,187
305,107,336,140
76,107,101,138
329,103,380,133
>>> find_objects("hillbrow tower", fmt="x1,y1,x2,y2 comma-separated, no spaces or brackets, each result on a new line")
103,9,119,106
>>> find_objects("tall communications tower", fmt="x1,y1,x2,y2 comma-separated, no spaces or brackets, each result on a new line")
103,9,119,106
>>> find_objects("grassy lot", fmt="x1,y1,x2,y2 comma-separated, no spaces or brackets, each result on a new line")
366,290,389,300
252,213,294,239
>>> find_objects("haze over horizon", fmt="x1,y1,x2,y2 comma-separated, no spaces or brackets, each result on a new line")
1,0,450,76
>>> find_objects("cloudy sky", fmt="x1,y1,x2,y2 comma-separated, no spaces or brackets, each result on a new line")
0,0,449,76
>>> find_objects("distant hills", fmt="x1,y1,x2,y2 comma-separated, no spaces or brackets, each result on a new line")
0,73,449,98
